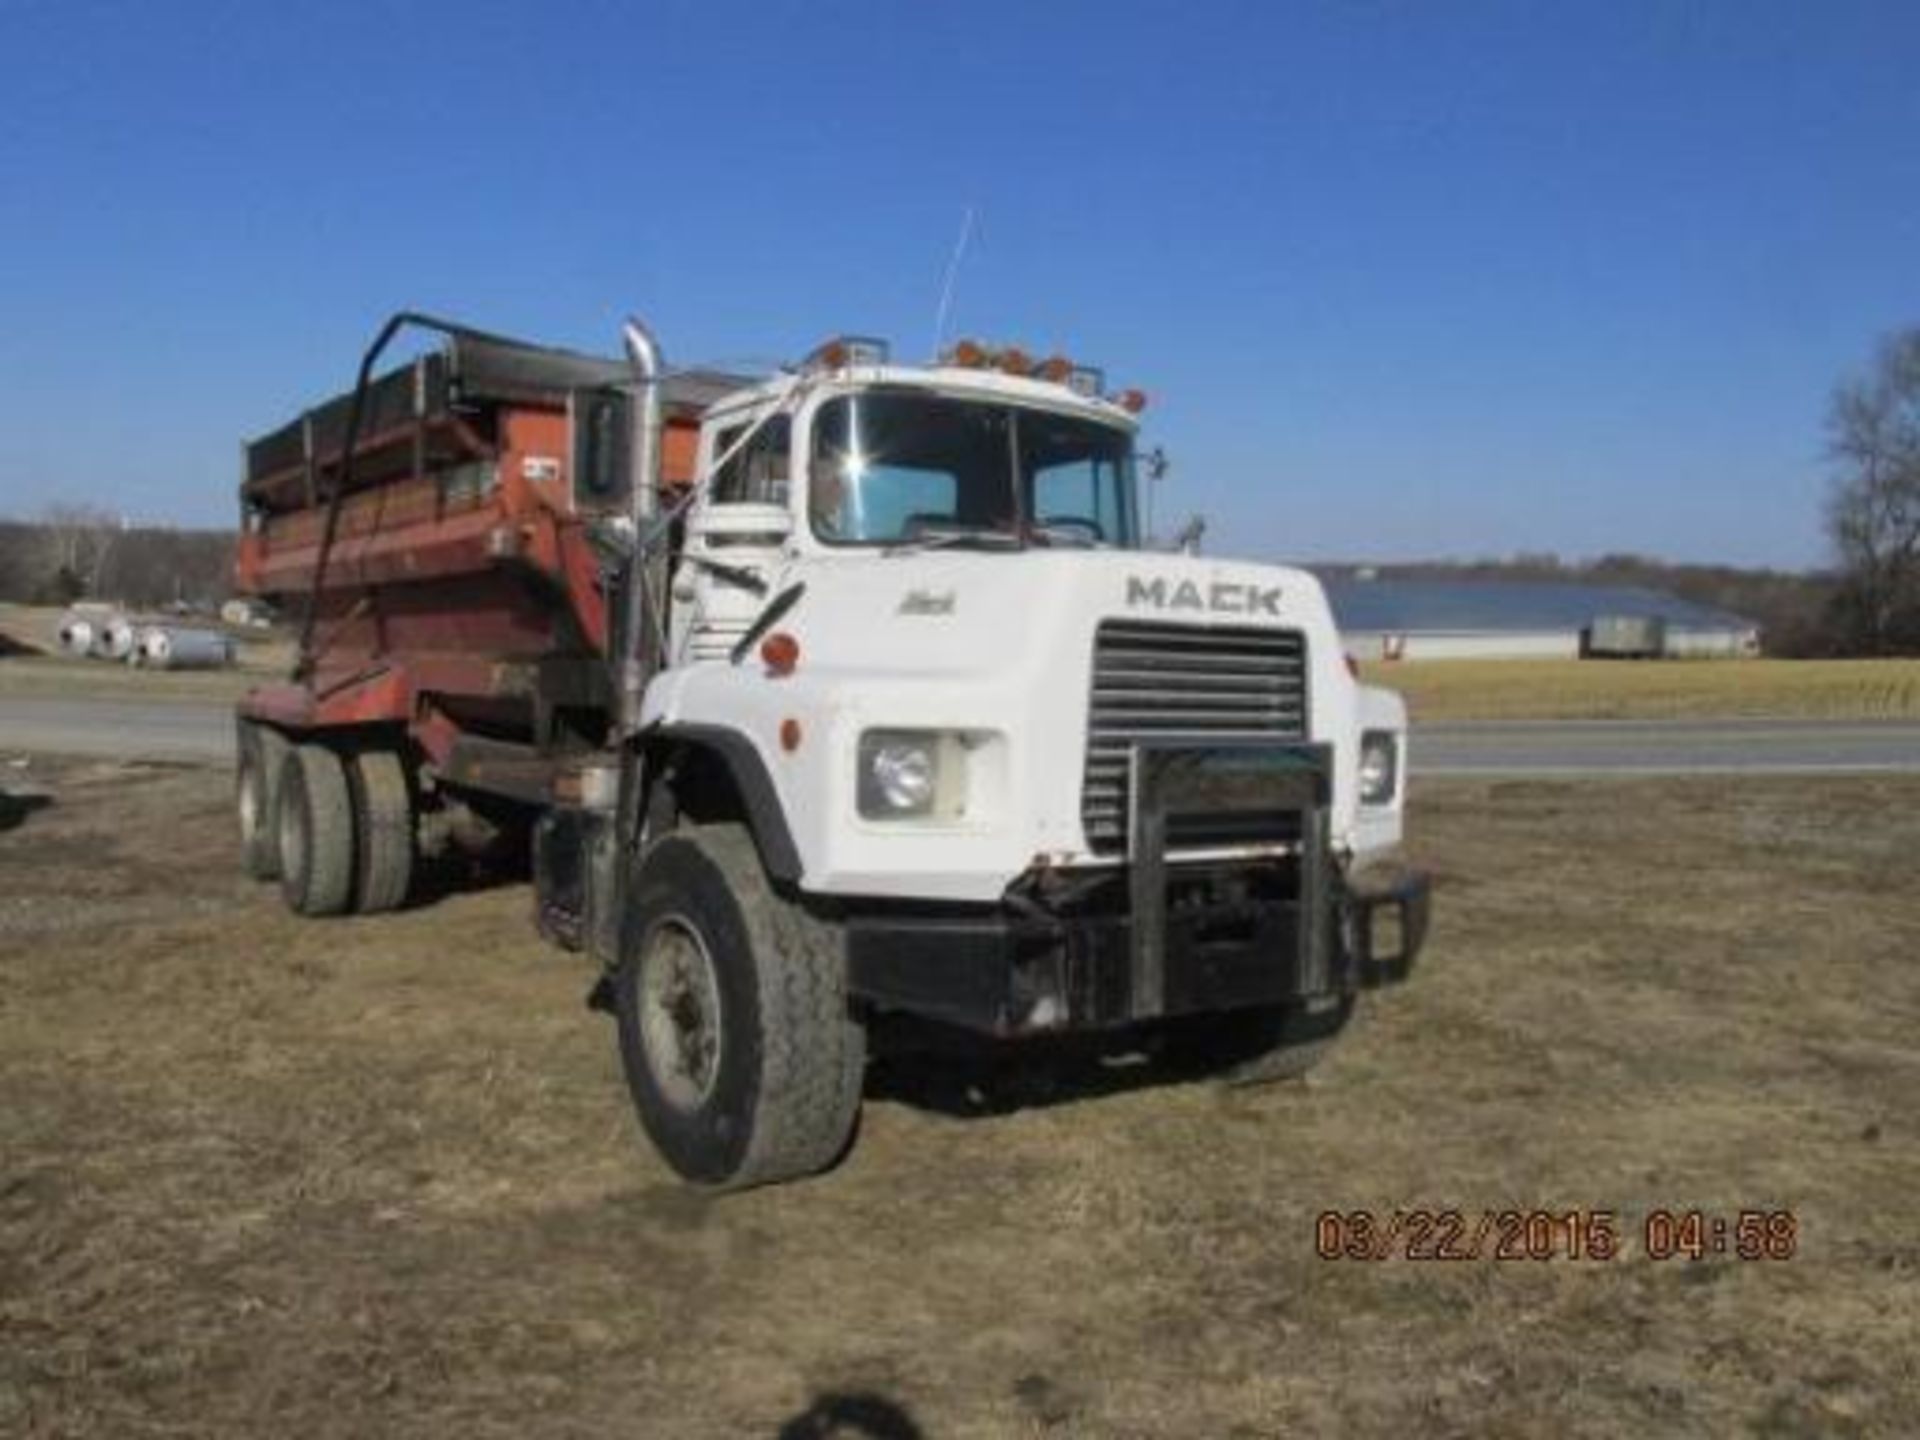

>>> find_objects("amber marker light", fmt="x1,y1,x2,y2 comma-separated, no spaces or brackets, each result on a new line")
1117,388,1149,413
950,339,989,368
1038,354,1074,382
761,631,801,676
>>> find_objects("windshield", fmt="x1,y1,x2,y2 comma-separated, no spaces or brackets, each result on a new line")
808,390,1138,548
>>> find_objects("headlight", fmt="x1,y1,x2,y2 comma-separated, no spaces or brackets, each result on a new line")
859,730,955,819
1358,730,1398,805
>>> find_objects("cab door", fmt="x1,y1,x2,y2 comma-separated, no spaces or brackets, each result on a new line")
669,412,795,664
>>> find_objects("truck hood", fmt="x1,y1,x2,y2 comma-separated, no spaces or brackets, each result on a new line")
780,549,1341,680
646,546,1368,902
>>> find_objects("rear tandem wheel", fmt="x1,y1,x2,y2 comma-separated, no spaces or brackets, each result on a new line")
348,746,416,914
236,721,291,880
277,742,356,917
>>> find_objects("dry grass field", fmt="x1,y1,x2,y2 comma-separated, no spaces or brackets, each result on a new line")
0,654,262,704
1361,657,1920,723
10,651,1920,722
4,758,1917,1437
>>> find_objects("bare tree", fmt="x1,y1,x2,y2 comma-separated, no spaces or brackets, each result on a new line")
38,503,123,600
0,523,30,604
1826,329,1920,654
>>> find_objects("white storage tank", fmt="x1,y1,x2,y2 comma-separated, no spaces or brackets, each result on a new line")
132,626,234,670
93,614,139,661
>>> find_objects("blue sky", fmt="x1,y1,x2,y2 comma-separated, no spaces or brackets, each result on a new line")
2,0,1915,567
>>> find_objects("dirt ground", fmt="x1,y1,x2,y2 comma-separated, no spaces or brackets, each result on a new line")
3,759,1918,1438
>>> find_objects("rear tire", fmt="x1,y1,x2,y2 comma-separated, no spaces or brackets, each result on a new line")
613,823,866,1189
349,746,415,914
237,722,290,880
278,743,355,917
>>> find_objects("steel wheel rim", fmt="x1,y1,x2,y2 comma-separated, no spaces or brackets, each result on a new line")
639,915,724,1111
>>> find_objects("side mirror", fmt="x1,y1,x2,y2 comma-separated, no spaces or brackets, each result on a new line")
572,387,633,507
1138,446,1171,542
1171,514,1206,555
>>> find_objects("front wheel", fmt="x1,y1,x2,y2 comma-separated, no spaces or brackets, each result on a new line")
612,824,865,1189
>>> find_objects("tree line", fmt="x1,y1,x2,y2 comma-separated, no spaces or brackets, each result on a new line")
0,508,234,613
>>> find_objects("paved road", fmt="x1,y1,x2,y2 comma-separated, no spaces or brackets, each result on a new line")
3,695,1919,778
0,697,233,765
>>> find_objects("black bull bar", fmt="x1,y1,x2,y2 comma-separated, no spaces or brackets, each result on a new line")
846,741,1430,1036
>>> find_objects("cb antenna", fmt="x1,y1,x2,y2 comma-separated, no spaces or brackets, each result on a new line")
930,205,976,360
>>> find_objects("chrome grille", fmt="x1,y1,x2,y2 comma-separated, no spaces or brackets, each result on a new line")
1082,620,1310,853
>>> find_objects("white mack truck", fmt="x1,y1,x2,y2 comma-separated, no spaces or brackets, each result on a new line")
234,315,1429,1190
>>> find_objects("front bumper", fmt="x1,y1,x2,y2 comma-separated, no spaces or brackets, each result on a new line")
846,863,1429,1036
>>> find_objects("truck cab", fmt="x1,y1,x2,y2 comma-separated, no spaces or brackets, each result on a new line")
643,338,1415,901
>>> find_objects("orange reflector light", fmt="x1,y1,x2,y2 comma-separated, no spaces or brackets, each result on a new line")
760,631,801,676
780,718,802,752
806,335,890,370
1117,387,1148,413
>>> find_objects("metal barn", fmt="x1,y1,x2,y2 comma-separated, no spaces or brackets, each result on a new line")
1322,579,1761,661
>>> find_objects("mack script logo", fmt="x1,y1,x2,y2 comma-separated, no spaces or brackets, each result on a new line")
1126,576,1282,616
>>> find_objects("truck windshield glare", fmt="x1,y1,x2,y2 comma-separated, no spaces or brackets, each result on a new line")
809,391,1138,548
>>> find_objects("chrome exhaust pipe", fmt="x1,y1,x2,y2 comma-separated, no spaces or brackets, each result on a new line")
616,317,664,740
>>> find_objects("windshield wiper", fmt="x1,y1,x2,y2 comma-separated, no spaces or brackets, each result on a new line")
1027,522,1107,549
882,527,1024,556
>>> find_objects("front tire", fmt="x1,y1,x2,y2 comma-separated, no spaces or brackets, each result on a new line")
613,824,865,1189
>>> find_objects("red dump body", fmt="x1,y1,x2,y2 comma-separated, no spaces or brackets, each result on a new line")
235,334,743,800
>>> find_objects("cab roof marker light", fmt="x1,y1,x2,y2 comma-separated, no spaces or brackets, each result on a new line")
1066,364,1105,398
946,339,990,368
806,335,890,371
1036,355,1074,383
1117,387,1149,414
998,346,1034,376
